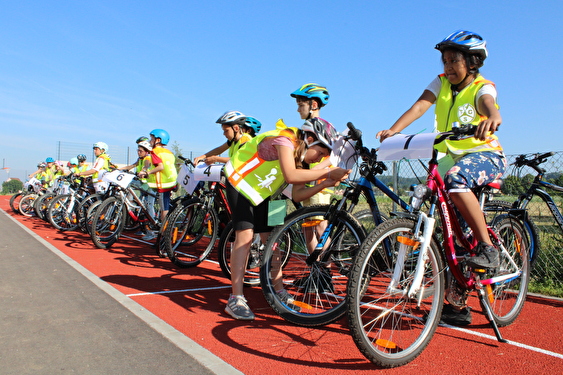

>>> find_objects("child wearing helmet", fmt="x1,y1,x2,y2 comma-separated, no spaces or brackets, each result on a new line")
376,30,506,326
74,142,112,193
193,111,261,166
137,129,177,232
222,118,350,320
120,139,157,238
291,84,337,264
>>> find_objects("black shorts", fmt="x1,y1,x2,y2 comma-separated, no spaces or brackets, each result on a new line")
226,181,273,233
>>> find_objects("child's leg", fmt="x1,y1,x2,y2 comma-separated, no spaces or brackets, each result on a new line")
231,228,254,296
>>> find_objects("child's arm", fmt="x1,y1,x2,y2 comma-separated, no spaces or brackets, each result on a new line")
276,145,350,185
377,90,435,142
475,94,502,141
194,143,229,165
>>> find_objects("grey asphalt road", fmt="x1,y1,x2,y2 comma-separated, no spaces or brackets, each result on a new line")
0,209,242,375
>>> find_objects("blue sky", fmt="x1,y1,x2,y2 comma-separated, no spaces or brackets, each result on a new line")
2,0,562,183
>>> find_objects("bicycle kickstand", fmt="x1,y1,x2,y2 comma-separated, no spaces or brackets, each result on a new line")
476,287,508,343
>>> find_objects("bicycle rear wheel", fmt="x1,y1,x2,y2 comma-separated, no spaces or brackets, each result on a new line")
347,218,445,368
484,200,540,268
484,214,530,327
218,222,289,286
260,205,365,326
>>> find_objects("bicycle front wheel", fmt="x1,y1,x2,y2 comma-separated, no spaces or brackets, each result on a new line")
164,198,219,268
90,196,126,249
47,194,79,231
260,205,365,326
484,214,530,326
347,217,445,368
19,194,38,217
10,192,25,214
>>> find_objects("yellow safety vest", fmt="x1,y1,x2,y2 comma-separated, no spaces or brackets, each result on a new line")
224,120,298,206
147,147,177,192
434,74,503,156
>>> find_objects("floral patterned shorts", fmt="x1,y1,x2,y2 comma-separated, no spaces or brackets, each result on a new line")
444,152,507,191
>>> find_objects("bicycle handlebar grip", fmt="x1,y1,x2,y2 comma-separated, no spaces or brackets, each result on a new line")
346,122,362,141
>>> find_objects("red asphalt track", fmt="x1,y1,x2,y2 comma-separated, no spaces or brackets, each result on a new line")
2,195,562,374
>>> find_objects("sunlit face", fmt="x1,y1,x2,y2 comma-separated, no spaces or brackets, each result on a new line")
93,147,102,156
137,147,148,157
150,134,157,147
303,144,330,164
296,98,313,120
442,50,469,86
221,124,237,140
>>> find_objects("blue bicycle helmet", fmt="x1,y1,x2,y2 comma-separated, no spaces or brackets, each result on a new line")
290,83,330,107
77,154,87,162
69,157,79,165
45,157,55,163
435,30,488,61
243,116,262,134
150,129,170,145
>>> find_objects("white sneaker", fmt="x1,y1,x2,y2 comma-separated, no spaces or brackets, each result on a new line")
225,295,255,320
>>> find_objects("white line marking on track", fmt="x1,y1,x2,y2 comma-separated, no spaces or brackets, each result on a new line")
440,323,563,359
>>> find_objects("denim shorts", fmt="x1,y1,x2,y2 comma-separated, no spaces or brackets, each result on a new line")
444,152,507,192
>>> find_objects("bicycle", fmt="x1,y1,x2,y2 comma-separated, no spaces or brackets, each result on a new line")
258,123,412,326
46,177,92,231
89,170,161,249
483,152,562,268
346,125,530,368
159,156,229,266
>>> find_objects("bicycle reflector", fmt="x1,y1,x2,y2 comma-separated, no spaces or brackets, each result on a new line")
409,184,431,210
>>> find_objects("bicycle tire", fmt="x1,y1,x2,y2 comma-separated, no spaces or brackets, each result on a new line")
19,194,38,217
77,193,103,232
9,192,24,214
347,217,445,368
34,193,55,221
484,214,530,327
165,198,219,268
90,196,126,249
260,205,365,326
217,222,290,286
484,200,540,268
47,194,80,231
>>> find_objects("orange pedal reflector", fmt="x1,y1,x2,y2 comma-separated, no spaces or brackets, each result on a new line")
291,300,313,310
207,220,213,235
301,220,322,228
376,339,397,349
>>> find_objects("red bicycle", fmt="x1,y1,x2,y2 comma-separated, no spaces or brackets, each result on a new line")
346,125,530,368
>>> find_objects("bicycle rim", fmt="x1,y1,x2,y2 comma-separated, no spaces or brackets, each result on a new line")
484,215,530,326
169,200,218,268
260,206,365,326
347,218,444,368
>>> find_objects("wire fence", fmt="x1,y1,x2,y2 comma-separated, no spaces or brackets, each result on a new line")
369,151,563,296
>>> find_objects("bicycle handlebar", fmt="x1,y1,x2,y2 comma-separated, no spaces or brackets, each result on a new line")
177,155,195,167
513,152,554,168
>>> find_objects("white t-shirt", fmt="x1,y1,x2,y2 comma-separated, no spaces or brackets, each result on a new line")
425,76,498,114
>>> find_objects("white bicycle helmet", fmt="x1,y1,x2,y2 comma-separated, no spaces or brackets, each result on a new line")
93,142,109,152
138,140,152,151
216,110,246,125
301,117,338,149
